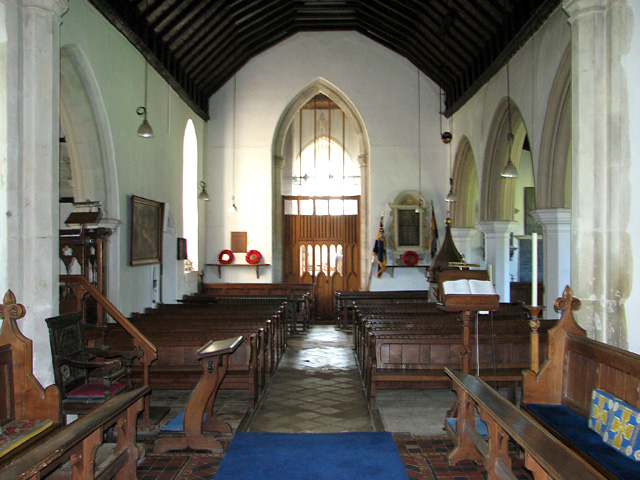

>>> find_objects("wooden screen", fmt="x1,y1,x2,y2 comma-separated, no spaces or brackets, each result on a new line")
283,196,360,321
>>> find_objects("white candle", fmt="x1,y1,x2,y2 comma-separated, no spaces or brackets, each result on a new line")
531,233,538,306
488,264,493,283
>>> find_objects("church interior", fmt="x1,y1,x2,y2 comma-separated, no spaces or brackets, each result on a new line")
2,0,640,478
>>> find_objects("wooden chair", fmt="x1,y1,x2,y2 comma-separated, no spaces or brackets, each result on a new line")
46,312,142,417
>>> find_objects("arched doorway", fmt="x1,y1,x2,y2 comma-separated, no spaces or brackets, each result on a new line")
272,79,370,322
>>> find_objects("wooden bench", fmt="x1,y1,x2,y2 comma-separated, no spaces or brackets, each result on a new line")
198,282,315,323
0,289,149,480
446,367,607,480
521,286,640,480
356,302,554,407
334,290,431,329
0,290,61,466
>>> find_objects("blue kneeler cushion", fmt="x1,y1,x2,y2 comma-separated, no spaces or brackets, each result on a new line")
526,403,640,480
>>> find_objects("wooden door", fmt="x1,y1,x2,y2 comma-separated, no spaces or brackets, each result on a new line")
283,196,360,322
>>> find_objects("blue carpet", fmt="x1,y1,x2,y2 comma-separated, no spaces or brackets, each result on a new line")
214,432,409,480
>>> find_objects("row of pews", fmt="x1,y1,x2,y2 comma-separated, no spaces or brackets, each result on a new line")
106,284,312,409
343,290,557,407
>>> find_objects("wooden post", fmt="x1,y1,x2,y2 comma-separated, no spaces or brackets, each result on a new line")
524,305,544,373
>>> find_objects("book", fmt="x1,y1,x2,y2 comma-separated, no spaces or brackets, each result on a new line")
442,279,497,296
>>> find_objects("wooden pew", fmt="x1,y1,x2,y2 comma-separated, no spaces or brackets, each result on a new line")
0,387,149,480
522,286,640,480
446,368,606,480
0,290,61,466
0,290,148,480
197,282,315,325
355,301,554,407
106,299,289,408
334,290,430,329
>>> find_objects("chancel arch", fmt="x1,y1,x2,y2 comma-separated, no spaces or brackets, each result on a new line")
272,77,370,289
59,44,121,306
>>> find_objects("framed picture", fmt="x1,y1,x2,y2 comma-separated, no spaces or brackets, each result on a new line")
177,237,188,260
130,195,165,266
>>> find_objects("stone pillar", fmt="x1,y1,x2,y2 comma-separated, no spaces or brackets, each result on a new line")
5,0,68,385
272,155,284,282
564,0,629,346
531,208,571,318
451,227,482,266
477,221,517,301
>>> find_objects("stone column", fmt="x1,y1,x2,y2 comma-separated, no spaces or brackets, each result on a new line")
272,155,284,282
563,0,629,346
451,227,482,266
477,221,517,301
531,208,571,318
5,0,68,385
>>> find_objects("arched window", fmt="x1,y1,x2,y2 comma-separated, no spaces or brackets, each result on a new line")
182,119,198,270
282,94,361,197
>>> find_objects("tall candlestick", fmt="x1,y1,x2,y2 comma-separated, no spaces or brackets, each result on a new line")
531,233,538,306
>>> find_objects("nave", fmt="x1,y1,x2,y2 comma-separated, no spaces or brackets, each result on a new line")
137,326,533,479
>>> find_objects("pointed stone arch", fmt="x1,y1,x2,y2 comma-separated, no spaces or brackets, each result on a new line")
59,44,121,305
480,97,527,222
537,46,571,209
271,78,370,286
450,136,479,228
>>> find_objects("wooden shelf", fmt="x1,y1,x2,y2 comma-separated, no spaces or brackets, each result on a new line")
205,263,271,279
385,265,430,278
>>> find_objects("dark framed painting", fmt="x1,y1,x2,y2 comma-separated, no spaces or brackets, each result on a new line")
129,195,165,266
177,238,188,260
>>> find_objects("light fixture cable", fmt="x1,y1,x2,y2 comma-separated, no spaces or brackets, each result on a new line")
228,76,238,212
136,0,154,138
501,1,518,178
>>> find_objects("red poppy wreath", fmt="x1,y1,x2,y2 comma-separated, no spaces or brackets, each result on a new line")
218,249,234,264
402,250,419,266
246,250,262,264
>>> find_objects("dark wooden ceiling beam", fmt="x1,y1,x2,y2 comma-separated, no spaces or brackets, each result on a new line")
188,1,295,82
88,0,561,118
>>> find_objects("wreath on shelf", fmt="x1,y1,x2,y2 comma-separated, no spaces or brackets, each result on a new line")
218,249,234,264
246,250,262,265
402,250,419,266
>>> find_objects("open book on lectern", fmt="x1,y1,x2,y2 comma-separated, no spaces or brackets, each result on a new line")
441,279,497,296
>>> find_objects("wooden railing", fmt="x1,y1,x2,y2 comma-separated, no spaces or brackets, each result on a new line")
446,368,606,480
59,275,157,429
0,386,149,480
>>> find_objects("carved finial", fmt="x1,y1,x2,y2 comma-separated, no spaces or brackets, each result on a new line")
1,289,27,324
555,285,581,313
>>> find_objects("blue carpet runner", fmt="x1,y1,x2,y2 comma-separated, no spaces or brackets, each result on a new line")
214,432,409,480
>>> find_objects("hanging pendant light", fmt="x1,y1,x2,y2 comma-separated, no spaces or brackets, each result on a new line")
228,195,238,212
500,1,517,179
445,177,457,203
198,181,210,201
137,1,153,138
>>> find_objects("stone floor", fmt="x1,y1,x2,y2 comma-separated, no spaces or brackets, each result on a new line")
138,324,531,479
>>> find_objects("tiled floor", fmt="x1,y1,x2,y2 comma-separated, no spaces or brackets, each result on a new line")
138,325,532,479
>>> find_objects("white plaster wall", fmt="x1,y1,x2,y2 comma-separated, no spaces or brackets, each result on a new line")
206,31,448,290
60,0,206,314
450,7,571,299
623,2,640,354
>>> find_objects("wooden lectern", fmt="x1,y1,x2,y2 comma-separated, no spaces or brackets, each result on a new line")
155,336,243,453
437,269,499,375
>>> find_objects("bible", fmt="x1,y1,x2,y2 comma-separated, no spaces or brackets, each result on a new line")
442,279,497,296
